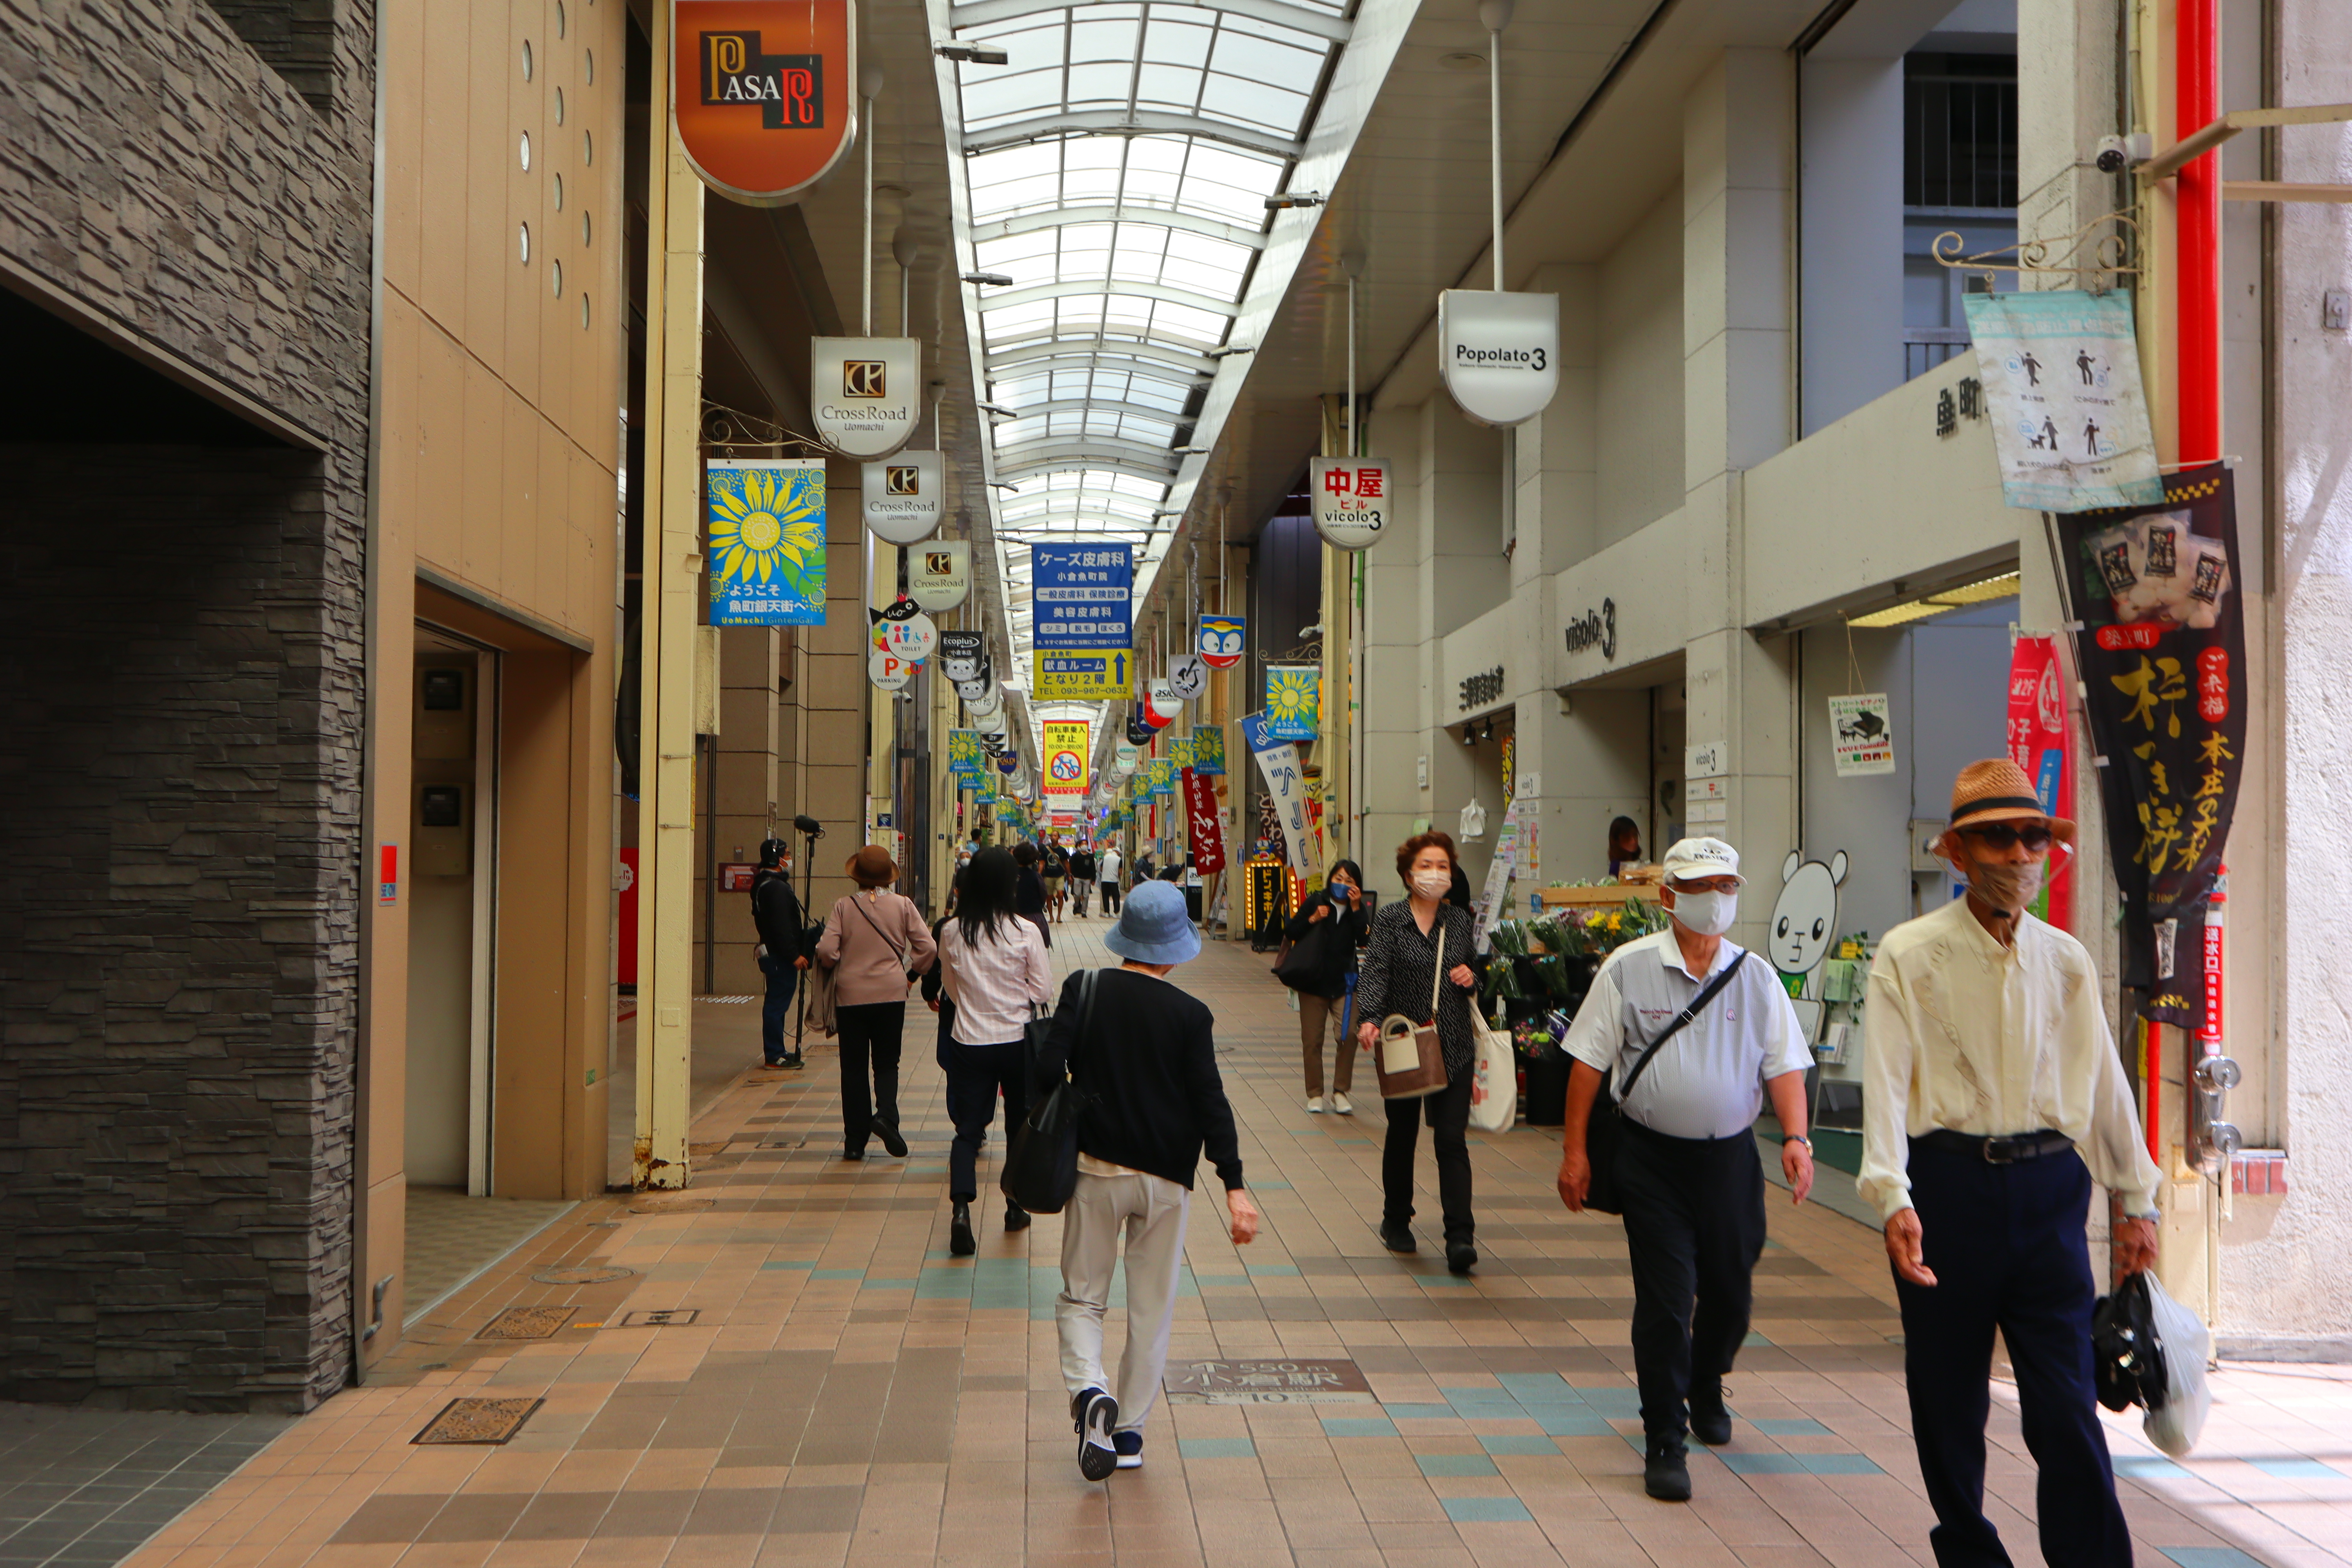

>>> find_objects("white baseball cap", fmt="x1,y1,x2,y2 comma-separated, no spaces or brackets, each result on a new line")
1660,837,1744,886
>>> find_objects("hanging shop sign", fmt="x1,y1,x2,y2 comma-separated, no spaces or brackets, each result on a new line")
1143,680,1184,729
1147,759,1176,800
938,630,985,682
1183,766,1228,876
1042,720,1090,797
963,686,1002,719
1198,614,1246,669
1114,741,1142,771
811,336,920,459
996,752,1019,775
1963,289,2164,512
1263,665,1319,742
706,459,828,625
1167,652,1209,702
867,648,913,690
1308,457,1390,550
1192,724,1226,777
1033,649,1133,701
2056,463,2247,1027
877,606,937,662
1827,693,1896,777
1241,712,1320,878
1126,711,1157,746
860,450,943,543
2005,634,2074,933
910,540,970,610
1030,543,1132,650
1438,290,1559,428
948,730,985,785
673,0,855,204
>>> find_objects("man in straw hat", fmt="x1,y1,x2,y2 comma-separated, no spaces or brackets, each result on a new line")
1861,758,2162,1568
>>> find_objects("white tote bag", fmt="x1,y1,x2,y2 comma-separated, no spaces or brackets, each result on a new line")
1467,1003,1516,1134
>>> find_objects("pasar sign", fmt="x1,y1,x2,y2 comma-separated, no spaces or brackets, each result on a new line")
674,0,857,205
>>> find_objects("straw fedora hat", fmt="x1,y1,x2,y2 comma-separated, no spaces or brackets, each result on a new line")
845,845,898,886
1946,758,2075,843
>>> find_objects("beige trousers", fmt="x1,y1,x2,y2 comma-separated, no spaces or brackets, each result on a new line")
1300,992,1356,1096
1057,1169,1190,1432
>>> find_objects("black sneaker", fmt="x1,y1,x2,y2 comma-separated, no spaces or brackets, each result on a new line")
949,1202,975,1257
877,1120,908,1158
1379,1220,1417,1253
1689,1382,1733,1446
1113,1430,1144,1470
1004,1202,1031,1232
1446,1241,1477,1275
841,1145,864,1161
1075,1388,1119,1481
1643,1436,1692,1502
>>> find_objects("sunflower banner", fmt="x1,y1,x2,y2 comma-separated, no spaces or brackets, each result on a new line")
1263,665,1320,742
706,459,828,626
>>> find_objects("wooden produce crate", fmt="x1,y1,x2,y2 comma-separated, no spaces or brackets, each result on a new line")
1526,884,1662,911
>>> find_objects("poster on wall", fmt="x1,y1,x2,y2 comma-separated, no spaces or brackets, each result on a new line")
673,0,856,203
706,459,828,624
2055,462,2247,1027
2005,635,2074,932
1827,693,1896,777
1964,289,2165,513
1263,665,1320,742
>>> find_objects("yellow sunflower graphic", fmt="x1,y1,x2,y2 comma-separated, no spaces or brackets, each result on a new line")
708,464,825,606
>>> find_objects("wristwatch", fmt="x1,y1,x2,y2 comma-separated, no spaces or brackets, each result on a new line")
1785,1136,1813,1151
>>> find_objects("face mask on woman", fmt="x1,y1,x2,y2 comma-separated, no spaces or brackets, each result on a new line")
1411,868,1452,900
1671,888,1738,937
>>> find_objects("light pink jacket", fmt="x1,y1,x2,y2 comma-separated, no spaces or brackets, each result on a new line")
815,889,938,1006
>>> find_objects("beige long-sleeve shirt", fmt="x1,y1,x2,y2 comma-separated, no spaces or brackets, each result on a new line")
1858,895,2163,1224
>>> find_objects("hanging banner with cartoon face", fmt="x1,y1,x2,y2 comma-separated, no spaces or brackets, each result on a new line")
910,540,970,610
963,685,1002,720
812,337,920,459
1197,614,1245,670
1438,290,1558,428
1309,457,1389,550
867,648,913,690
861,450,943,543
938,630,985,683
1167,652,1208,702
673,0,856,204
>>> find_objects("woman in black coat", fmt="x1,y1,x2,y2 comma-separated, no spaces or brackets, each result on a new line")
1279,859,1368,1114
1354,831,1483,1274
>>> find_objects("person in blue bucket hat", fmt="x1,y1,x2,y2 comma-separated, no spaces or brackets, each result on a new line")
1036,881,1261,1481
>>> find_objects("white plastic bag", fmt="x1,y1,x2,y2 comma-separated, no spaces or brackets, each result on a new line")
1468,1006,1516,1134
2142,1272,2212,1457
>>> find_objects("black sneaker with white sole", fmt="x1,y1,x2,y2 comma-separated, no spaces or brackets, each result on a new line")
1074,1387,1119,1481
1113,1431,1143,1469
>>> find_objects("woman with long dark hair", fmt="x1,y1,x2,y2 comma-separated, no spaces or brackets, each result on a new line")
937,847,1055,1256
1013,841,1052,947
1354,831,1483,1273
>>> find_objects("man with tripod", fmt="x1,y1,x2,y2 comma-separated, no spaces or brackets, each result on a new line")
751,835,812,1067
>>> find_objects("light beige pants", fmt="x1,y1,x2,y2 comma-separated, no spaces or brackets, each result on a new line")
1057,1169,1191,1433
1300,992,1355,1096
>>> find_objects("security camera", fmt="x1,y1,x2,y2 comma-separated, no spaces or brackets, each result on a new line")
2094,132,2151,174
2094,134,2128,174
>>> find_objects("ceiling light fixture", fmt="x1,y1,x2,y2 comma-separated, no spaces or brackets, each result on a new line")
1265,191,1326,209
962,270,1015,287
1847,572,2021,629
935,42,1009,64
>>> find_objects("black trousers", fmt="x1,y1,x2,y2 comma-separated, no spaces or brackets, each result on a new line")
944,1036,1029,1203
1381,1069,1473,1245
833,1001,904,1152
1897,1139,2132,1568
1099,880,1121,914
1616,1118,1767,1440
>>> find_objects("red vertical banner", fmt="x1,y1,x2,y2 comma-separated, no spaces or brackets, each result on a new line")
2004,635,2073,932
1183,767,1227,875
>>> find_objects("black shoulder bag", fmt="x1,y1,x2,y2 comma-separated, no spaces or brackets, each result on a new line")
1582,951,1748,1215
1002,969,1102,1215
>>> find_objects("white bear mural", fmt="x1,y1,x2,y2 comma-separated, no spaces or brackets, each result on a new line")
1768,849,1847,1042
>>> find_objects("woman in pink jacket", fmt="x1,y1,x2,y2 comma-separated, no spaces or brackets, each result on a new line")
815,846,936,1160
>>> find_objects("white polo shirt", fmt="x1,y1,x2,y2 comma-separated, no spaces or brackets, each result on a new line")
1561,931,1813,1141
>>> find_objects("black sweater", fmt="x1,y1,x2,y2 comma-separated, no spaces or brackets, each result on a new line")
1035,967,1244,1192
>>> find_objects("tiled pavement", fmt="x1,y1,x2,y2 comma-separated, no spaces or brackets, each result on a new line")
113,917,2352,1568
0,1405,290,1568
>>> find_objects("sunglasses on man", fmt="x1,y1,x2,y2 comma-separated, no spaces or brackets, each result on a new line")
1956,821,2055,852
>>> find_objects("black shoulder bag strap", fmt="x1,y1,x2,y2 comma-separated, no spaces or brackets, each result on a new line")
1611,949,1749,1105
849,892,913,975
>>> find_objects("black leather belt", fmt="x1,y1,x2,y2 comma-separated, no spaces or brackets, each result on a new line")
1920,1129,2074,1164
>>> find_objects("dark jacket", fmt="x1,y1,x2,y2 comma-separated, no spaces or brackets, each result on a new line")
1036,968,1243,1192
750,868,806,959
1280,889,1367,1000
1016,865,1048,917
1070,850,1097,883
1354,900,1481,1078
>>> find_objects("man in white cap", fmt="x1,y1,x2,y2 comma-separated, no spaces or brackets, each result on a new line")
1862,759,2160,1568
1555,836,1816,1503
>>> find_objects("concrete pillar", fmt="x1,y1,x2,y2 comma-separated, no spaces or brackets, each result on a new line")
1359,403,1426,900
1682,49,1797,918
1797,54,1904,436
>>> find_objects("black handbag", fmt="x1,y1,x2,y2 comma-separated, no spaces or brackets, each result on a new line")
1272,909,1333,989
1002,969,1102,1216
1583,951,1747,1216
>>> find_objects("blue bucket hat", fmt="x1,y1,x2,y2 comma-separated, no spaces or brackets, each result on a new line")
1104,880,1200,966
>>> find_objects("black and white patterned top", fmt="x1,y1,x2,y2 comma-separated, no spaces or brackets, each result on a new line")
1354,900,1481,1079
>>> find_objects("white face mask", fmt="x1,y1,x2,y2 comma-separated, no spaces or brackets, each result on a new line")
1412,869,1452,900
1671,888,1738,937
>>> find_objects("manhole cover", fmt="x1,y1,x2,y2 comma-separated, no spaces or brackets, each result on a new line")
1164,1359,1376,1405
530,1266,636,1285
414,1397,543,1445
476,1305,578,1339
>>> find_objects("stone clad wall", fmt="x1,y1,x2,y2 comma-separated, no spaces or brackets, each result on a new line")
0,0,373,1410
